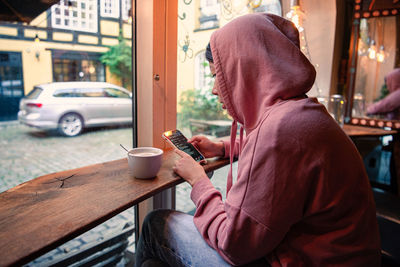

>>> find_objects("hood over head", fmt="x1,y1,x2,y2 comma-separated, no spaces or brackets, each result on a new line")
210,13,316,131
386,68,400,94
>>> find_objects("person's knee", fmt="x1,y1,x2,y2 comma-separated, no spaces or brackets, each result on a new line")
143,209,174,226
141,209,175,236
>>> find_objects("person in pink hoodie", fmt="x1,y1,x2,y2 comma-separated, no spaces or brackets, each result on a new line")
367,68,400,120
135,13,381,267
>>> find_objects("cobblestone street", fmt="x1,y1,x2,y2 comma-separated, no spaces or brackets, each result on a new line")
0,121,234,266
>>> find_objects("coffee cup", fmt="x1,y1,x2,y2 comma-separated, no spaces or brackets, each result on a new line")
127,147,163,179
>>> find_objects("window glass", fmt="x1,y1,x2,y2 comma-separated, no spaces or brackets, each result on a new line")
104,87,130,98
0,0,135,264
53,88,76,97
53,54,105,82
175,0,282,213
25,87,43,99
76,87,105,97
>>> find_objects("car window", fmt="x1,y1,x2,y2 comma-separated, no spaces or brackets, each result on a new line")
25,87,43,99
76,87,105,97
104,88,130,98
53,89,77,97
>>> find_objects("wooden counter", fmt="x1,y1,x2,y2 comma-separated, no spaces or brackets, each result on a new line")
0,150,229,267
343,124,397,137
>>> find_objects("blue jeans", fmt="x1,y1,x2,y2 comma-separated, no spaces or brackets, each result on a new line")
135,209,270,267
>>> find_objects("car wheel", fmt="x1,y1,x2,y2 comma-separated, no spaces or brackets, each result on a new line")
58,113,84,137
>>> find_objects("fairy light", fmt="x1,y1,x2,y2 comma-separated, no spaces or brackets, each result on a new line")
376,18,386,63
368,40,377,59
286,0,304,32
376,45,385,62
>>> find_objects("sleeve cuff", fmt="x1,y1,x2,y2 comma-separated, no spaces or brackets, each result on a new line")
190,177,215,206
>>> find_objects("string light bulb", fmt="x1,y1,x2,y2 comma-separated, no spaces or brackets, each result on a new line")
376,45,385,62
367,40,377,59
286,0,304,32
357,36,369,56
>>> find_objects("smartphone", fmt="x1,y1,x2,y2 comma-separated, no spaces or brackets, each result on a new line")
162,129,206,163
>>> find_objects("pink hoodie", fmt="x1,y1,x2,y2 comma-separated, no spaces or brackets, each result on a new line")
191,13,380,266
367,68,400,120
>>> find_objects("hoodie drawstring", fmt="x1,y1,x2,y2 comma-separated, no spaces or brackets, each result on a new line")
239,125,244,154
226,120,244,196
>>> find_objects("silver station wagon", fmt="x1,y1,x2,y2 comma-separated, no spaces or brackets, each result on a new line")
18,82,132,137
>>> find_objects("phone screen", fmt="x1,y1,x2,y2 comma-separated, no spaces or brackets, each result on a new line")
163,130,205,162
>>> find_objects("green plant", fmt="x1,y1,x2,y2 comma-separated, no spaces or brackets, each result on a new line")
100,34,132,88
375,83,389,102
177,88,230,129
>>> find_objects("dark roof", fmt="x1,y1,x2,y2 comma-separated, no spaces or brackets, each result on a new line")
0,0,60,23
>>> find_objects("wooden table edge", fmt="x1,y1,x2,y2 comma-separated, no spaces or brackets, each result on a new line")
0,151,230,267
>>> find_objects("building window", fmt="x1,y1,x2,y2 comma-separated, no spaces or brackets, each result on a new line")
198,0,219,30
100,0,119,18
253,0,282,16
194,51,212,91
121,0,132,21
51,0,98,32
52,51,105,82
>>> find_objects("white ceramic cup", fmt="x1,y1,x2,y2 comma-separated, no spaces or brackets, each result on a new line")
127,147,163,179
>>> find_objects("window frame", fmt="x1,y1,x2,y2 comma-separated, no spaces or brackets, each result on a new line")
135,0,178,234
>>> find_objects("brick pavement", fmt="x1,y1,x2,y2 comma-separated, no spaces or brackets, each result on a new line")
0,122,233,266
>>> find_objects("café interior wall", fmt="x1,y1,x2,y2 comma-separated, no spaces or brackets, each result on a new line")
295,0,337,98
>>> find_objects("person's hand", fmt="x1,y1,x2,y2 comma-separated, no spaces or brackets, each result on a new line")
173,149,208,187
366,103,376,115
188,135,225,158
